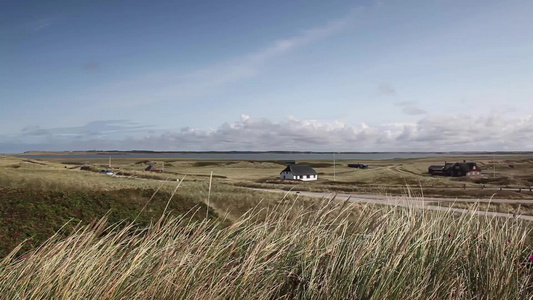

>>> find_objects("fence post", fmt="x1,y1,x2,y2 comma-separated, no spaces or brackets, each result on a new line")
518,188,521,193
530,186,532,192
499,187,502,191
463,184,466,190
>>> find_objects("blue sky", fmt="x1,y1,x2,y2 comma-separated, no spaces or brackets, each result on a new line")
1,0,532,152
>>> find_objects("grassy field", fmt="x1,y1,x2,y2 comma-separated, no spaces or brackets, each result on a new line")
1,154,533,298
0,155,357,257
1,199,532,299
29,154,533,198
430,201,533,216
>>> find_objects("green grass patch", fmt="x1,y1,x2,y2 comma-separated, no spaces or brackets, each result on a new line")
0,187,218,258
193,161,238,167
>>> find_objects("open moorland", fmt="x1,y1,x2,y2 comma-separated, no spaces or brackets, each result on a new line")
26,153,533,198
1,154,533,298
0,155,338,257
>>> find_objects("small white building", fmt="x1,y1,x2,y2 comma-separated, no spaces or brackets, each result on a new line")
280,164,318,181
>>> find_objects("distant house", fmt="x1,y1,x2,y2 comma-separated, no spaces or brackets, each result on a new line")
428,165,444,175
428,161,481,177
145,165,163,173
428,163,453,176
280,164,318,181
449,162,481,177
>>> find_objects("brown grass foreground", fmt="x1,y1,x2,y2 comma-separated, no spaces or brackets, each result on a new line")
0,193,532,299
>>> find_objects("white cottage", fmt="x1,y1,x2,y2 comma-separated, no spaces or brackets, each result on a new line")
280,164,318,181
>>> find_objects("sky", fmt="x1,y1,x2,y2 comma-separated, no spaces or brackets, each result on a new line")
1,0,532,153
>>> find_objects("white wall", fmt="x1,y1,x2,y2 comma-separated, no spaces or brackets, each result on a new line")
300,174,317,181
280,172,317,181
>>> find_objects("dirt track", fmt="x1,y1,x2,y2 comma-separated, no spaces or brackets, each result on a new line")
252,188,533,221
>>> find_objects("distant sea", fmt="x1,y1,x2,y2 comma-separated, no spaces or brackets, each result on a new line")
16,152,533,161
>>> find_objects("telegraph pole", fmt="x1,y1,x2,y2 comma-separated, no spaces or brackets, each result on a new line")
333,152,336,181
493,154,496,178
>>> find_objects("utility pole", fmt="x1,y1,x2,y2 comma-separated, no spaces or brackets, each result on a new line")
109,156,111,168
333,152,336,181
493,154,496,178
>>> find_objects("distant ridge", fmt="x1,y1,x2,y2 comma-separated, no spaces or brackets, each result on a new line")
22,150,533,155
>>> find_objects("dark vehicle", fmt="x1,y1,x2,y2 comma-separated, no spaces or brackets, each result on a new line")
348,163,368,169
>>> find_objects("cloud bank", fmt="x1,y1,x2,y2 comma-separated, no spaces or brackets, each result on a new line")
21,120,151,139
4,114,533,153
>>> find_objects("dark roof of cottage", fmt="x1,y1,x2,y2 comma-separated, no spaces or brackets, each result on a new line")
442,163,455,171
457,163,472,173
280,164,317,176
428,165,444,170
450,162,478,173
145,165,161,171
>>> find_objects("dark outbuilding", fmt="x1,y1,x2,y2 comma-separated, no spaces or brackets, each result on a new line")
348,163,368,169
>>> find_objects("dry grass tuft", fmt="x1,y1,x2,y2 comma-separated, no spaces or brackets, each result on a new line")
1,192,531,299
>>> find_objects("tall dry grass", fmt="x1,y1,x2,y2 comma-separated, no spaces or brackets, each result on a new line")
0,194,532,299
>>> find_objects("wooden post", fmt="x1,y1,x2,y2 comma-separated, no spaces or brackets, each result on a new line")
463,184,466,190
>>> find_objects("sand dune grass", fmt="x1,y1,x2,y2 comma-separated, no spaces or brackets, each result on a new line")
1,195,531,299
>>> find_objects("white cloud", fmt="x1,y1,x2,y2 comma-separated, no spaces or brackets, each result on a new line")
8,113,533,152
96,11,357,108
395,101,427,115
21,120,151,139
402,106,427,115
246,15,351,64
240,114,250,122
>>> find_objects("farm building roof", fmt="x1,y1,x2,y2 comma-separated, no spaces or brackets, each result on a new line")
145,165,162,171
428,165,444,170
280,164,317,176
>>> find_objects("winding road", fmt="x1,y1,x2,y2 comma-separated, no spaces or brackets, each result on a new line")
251,188,533,221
